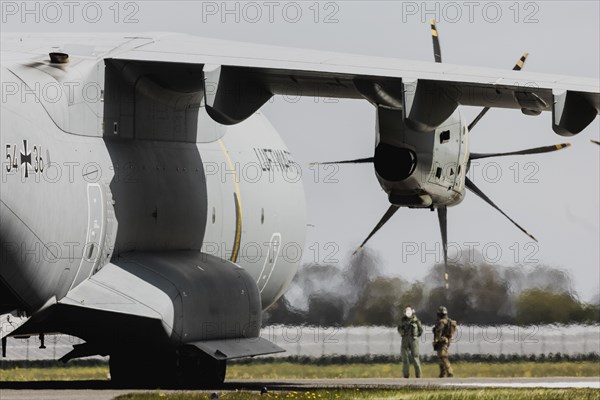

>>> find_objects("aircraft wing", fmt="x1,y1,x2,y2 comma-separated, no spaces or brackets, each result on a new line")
2,32,598,134
109,33,599,135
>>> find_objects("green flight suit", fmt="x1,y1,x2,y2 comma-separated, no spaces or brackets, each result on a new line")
397,315,422,378
433,317,454,378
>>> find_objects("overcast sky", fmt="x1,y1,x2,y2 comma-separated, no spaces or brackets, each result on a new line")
2,1,599,300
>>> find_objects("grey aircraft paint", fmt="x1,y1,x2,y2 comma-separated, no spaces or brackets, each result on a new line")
0,31,598,386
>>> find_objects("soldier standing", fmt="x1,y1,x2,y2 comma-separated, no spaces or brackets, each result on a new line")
397,305,423,378
432,305,455,378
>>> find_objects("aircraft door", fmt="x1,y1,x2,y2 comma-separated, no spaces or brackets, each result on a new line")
257,233,281,293
69,182,116,290
429,122,461,190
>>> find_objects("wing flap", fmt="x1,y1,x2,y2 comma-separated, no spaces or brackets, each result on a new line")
188,337,284,360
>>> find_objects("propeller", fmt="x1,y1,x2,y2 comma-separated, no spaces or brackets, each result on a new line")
430,19,442,63
470,143,571,160
350,21,444,256
463,142,573,242
429,23,536,286
332,21,445,256
353,205,399,255
512,52,529,71
437,206,449,289
468,52,529,132
310,157,373,165
465,177,537,242
592,140,600,146
314,23,567,297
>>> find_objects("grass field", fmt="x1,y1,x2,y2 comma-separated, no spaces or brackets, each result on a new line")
0,365,108,381
1,361,599,381
226,361,600,379
112,389,600,400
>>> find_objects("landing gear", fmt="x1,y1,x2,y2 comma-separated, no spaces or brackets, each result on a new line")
179,351,226,387
109,350,175,387
109,347,226,388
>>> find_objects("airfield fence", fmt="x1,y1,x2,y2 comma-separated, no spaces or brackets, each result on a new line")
1,325,599,361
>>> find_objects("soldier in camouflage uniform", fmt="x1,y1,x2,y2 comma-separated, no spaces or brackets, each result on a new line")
432,306,454,378
397,305,423,378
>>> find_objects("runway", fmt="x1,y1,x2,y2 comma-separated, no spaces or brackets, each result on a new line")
1,378,599,400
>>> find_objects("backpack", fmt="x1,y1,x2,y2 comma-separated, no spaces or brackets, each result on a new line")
416,319,423,337
443,318,457,340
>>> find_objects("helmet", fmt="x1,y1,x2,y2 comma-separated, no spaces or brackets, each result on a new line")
437,306,448,315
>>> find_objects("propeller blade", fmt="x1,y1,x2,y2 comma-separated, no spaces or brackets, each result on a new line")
467,107,491,132
592,140,600,146
353,205,399,255
465,177,537,242
430,19,442,63
470,143,571,160
468,52,529,131
512,51,529,71
437,206,449,290
310,157,373,166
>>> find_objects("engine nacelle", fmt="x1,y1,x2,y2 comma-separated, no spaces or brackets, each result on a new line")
552,90,598,136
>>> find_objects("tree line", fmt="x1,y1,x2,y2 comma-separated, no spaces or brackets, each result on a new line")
264,249,600,326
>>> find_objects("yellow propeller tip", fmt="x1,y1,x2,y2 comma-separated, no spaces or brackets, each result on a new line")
523,51,530,57
353,246,364,256
430,18,436,25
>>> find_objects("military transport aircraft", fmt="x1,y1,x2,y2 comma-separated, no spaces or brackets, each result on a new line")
1,20,599,387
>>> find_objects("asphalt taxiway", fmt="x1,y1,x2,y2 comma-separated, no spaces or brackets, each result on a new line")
1,378,599,400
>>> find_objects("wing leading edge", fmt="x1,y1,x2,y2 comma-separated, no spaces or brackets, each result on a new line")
108,33,599,135
2,33,598,135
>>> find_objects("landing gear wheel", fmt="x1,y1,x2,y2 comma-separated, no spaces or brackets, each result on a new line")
109,352,150,387
178,352,227,388
109,350,177,388
109,347,226,388
204,358,226,387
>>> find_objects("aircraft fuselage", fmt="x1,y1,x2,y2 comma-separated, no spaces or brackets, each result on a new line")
0,62,306,316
